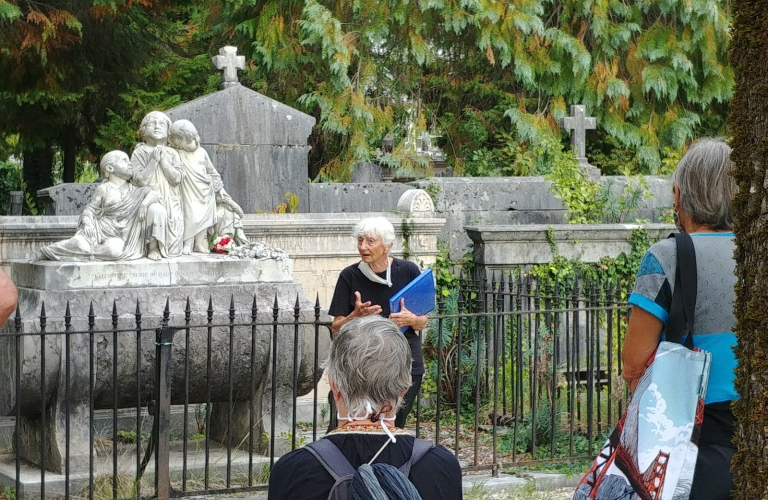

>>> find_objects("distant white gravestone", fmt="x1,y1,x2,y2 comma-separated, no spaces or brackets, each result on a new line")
561,104,600,178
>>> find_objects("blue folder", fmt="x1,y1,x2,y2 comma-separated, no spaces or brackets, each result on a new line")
389,269,436,332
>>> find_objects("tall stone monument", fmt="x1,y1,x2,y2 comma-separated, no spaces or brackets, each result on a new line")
38,46,316,216
165,46,315,214
3,102,325,473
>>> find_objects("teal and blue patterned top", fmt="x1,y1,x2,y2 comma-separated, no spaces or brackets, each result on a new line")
628,233,737,405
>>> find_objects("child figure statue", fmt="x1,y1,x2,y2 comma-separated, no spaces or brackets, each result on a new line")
130,111,184,257
168,119,248,253
40,151,168,261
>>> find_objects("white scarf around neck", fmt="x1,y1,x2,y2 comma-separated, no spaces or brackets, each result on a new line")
358,259,392,287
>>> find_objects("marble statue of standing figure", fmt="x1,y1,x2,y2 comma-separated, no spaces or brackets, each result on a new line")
40,151,168,261
168,119,248,252
130,111,184,257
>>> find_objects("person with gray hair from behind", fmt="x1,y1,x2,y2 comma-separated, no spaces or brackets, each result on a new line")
328,216,429,429
268,316,462,500
622,137,737,499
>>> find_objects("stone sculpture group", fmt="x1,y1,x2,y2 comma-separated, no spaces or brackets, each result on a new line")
39,111,248,261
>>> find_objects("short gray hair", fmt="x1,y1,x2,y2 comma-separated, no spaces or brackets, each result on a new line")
352,217,395,246
323,316,412,419
138,111,172,140
672,138,736,230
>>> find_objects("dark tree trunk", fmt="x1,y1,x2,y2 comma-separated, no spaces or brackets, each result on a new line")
729,0,768,498
62,126,76,183
22,146,54,210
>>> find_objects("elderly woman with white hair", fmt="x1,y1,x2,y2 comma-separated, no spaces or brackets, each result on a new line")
622,138,737,499
328,217,429,428
268,317,462,500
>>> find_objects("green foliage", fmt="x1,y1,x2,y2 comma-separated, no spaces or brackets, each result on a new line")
86,473,135,500
0,158,23,215
0,486,15,500
599,174,653,224
273,192,300,213
23,191,39,216
425,288,486,410
116,430,137,444
532,228,654,294
547,138,658,224
431,240,473,298
209,0,732,180
195,403,209,435
0,0,219,195
545,146,603,224
401,217,416,261
0,0,734,185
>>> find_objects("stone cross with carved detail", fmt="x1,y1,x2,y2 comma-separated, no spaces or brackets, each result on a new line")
561,105,596,162
212,46,245,90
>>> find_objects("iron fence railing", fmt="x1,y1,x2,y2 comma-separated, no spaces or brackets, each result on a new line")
0,271,630,499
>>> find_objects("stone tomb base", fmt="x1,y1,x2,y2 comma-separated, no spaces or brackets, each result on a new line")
3,255,329,475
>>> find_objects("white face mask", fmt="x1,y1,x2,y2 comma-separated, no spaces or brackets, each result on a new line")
358,260,392,287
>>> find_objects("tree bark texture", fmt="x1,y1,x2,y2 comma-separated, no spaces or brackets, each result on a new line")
729,0,768,498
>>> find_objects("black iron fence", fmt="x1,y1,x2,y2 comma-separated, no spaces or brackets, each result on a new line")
1,271,630,499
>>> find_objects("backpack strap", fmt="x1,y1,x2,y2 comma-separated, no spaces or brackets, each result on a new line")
305,439,356,480
399,439,435,477
665,233,697,349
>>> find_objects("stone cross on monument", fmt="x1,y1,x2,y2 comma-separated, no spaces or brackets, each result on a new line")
212,46,245,90
561,104,600,177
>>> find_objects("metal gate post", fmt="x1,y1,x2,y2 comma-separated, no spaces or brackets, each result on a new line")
155,327,173,499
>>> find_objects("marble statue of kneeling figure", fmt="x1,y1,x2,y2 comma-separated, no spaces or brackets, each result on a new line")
40,150,169,261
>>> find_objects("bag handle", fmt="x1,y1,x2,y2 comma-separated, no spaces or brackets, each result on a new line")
665,232,697,349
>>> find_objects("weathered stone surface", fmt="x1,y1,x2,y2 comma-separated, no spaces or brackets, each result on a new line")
37,184,100,216
207,144,311,213
166,86,314,147
467,223,675,268
2,257,328,473
165,85,315,214
12,254,291,291
308,183,412,213
397,189,435,213
562,105,597,161
350,162,383,183
412,177,564,212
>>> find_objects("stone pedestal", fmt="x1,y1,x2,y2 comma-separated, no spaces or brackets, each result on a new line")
3,255,329,473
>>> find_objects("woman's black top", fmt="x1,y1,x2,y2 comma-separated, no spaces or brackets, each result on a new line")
328,258,424,375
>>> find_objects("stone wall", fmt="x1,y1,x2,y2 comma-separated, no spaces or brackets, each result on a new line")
34,175,674,261
467,223,675,273
308,183,412,213
307,176,673,259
